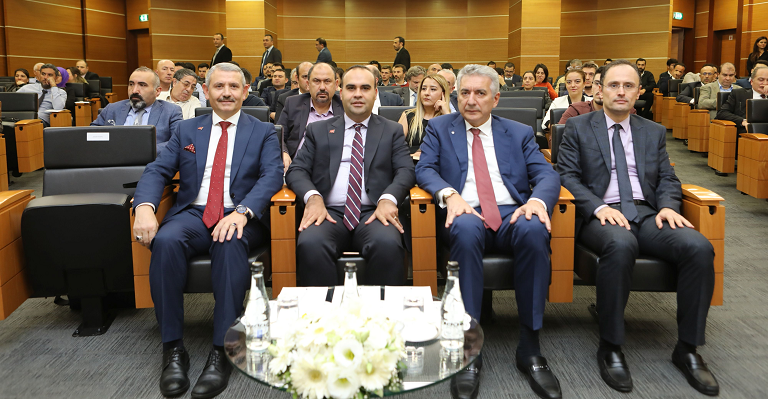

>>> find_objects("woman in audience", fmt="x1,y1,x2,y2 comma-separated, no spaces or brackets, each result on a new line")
747,36,768,73
517,70,553,111
533,63,558,100
398,73,451,155
7,68,30,92
542,68,590,129
68,67,92,93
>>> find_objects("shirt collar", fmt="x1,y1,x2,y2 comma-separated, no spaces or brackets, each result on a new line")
266,45,274,52
719,83,733,91
130,103,154,114
212,110,241,127
310,99,334,116
344,114,371,130
605,112,630,134
753,90,765,99
464,114,493,137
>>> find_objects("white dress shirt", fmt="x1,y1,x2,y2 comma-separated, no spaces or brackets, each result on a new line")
753,90,766,99
372,92,382,115
303,114,397,207
408,89,417,106
160,91,202,119
192,111,242,209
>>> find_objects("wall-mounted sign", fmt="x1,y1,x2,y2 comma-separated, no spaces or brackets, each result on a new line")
139,14,148,22
673,12,683,20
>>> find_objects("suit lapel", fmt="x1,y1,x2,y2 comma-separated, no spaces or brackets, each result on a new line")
630,116,646,188
364,116,383,183
230,113,253,184
298,96,311,140
118,101,131,125
490,117,522,202
195,114,213,189
449,115,469,188
147,100,162,126
328,117,345,184
590,111,612,173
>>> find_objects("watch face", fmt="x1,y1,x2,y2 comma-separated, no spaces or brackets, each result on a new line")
236,205,247,214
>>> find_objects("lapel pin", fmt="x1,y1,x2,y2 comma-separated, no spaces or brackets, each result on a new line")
198,127,203,130
451,131,454,135
329,129,335,134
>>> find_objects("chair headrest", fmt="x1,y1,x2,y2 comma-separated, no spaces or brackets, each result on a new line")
0,92,38,111
44,126,157,169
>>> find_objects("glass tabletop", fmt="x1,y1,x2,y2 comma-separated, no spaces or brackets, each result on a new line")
224,315,484,396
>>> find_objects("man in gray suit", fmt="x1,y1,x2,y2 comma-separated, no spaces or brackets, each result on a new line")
315,38,332,64
698,62,740,119
92,66,182,155
393,66,426,106
557,60,719,396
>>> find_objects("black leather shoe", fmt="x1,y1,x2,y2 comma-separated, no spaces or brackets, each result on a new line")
159,347,190,397
597,349,633,393
516,355,562,399
450,362,480,399
191,348,233,399
672,351,719,396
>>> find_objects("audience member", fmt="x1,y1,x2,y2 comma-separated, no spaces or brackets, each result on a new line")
240,69,267,107
255,62,274,93
428,63,441,74
260,34,282,77
392,64,407,86
7,68,30,92
717,66,768,133
31,62,43,83
555,59,582,89
369,60,381,70
274,62,313,123
76,60,100,81
67,66,91,91
315,37,332,63
364,65,403,114
558,66,636,125
335,67,345,86
285,65,415,287
441,62,453,70
516,70,553,112
677,64,717,104
416,64,562,399
542,68,591,129
210,33,232,66
658,59,683,95
197,63,209,82
92,66,182,155
55,67,76,116
260,68,287,108
393,36,411,70
736,60,768,89
582,62,598,97
699,62,740,119
504,62,522,85
381,65,394,85
19,63,66,127
438,69,459,113
534,63,558,99
557,60,720,396
173,62,184,73
487,61,496,69
393,66,426,106
160,68,202,119
604,59,612,65
132,61,283,399
636,58,656,119
746,36,768,73
156,59,175,95
398,73,451,154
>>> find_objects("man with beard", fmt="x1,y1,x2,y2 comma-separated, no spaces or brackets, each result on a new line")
160,68,202,119
19,63,66,127
635,58,656,119
92,67,182,155
558,67,636,125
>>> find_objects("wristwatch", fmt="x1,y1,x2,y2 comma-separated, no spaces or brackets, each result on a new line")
442,188,459,203
235,204,249,217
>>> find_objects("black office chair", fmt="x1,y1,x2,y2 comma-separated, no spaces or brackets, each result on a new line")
668,79,682,98
0,92,39,175
500,90,547,98
532,86,547,91
87,79,102,99
558,82,566,97
99,76,112,98
694,87,701,108
491,108,537,139
21,126,157,336
66,82,86,102
746,99,768,133
550,124,566,164
504,79,515,87
549,108,567,128
497,96,546,142
378,106,414,122
195,106,270,122
0,76,14,82
716,91,731,113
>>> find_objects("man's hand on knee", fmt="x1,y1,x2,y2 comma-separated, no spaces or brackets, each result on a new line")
212,212,248,242
299,194,336,232
366,198,403,233
133,204,159,247
596,207,631,230
510,200,551,233
445,194,484,228
655,207,693,230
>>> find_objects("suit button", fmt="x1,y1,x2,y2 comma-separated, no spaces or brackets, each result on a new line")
365,188,369,192
230,193,235,198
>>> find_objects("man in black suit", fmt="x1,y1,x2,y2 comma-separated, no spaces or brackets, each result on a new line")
557,60,719,396
636,58,656,119
315,37,332,63
717,66,768,133
504,62,522,86
277,63,344,171
393,66,426,107
260,68,287,108
658,60,684,96
677,64,718,105
364,65,403,112
76,59,99,81
260,34,282,77
274,62,313,123
286,65,415,287
392,36,411,70
210,33,232,67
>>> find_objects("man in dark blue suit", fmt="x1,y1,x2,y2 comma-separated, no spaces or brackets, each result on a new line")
365,64,403,109
132,63,284,399
92,67,182,156
416,65,562,399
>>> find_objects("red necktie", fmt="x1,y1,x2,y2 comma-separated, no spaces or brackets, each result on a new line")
470,128,502,231
343,123,365,231
202,121,231,228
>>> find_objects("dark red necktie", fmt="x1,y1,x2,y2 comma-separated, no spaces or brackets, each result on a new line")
343,123,365,231
762,94,766,99
202,121,231,228
470,128,502,231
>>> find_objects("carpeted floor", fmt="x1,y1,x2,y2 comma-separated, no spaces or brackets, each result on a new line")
1,131,767,398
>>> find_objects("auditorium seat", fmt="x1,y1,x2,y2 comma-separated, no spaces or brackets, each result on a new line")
688,87,710,153
708,92,737,175
378,105,413,122
737,99,768,198
653,88,664,123
662,79,682,130
99,76,114,102
491,107,539,147
499,90,547,98
377,85,398,92
673,82,691,140
66,83,93,126
497,96,545,133
195,106,270,122
0,137,6,191
549,107,566,129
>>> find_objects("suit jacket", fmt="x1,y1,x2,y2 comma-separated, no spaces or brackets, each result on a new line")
699,81,743,119
393,86,416,106
277,92,344,157
242,94,267,107
133,113,283,225
84,71,100,82
658,71,674,96
211,45,233,66
716,88,752,129
736,77,752,90
316,48,332,64
285,114,415,206
676,81,702,104
260,47,282,76
557,111,681,232
274,87,300,122
415,113,561,215
92,99,183,155
639,71,656,93
506,74,522,85
379,90,403,106
393,48,411,70
449,92,458,112
261,86,286,108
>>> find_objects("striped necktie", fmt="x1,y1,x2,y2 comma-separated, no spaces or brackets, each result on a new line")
343,123,365,231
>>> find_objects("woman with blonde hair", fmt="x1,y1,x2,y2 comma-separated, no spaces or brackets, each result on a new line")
397,73,451,155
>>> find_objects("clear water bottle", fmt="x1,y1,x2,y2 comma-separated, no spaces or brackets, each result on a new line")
440,261,465,351
243,261,270,351
340,262,360,307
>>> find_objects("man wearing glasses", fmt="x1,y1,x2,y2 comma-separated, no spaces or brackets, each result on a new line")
557,60,719,396
160,68,202,119
677,64,718,105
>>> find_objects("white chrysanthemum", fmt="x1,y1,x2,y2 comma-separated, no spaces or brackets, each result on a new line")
268,344,292,375
327,366,361,399
358,351,393,392
290,357,329,399
299,320,330,348
364,323,389,350
333,338,364,368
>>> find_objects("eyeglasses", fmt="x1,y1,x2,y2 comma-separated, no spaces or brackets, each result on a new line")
701,72,715,76
603,83,638,92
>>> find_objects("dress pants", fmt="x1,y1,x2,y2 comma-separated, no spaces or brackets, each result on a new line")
579,204,714,346
149,206,267,346
296,206,406,287
442,205,551,327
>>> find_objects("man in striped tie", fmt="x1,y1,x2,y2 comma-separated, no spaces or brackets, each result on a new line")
286,65,415,287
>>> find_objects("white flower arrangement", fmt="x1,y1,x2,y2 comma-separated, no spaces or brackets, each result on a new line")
268,302,406,399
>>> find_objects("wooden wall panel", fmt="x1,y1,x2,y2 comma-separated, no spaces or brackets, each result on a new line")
227,0,265,77
672,0,695,29
126,0,149,30
0,0,6,76
713,0,738,31
83,0,128,100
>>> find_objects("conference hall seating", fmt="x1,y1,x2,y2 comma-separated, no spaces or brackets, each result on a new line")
662,79,682,130
673,82,692,140
65,82,94,126
737,99,768,198
378,105,413,122
687,86,711,153
708,92,737,176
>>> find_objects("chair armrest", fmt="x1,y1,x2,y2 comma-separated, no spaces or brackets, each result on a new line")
49,110,72,127
739,133,768,140
270,185,298,299
680,184,724,306
14,119,42,126
541,149,552,163
681,184,724,206
0,189,35,212
409,185,437,296
410,186,432,204
557,186,575,203
711,119,736,127
550,186,575,303
271,185,296,203
690,109,709,114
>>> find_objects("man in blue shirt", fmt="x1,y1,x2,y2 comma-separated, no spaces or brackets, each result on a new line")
19,63,67,127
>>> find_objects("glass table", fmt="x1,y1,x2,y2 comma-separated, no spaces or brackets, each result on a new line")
224,314,484,396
